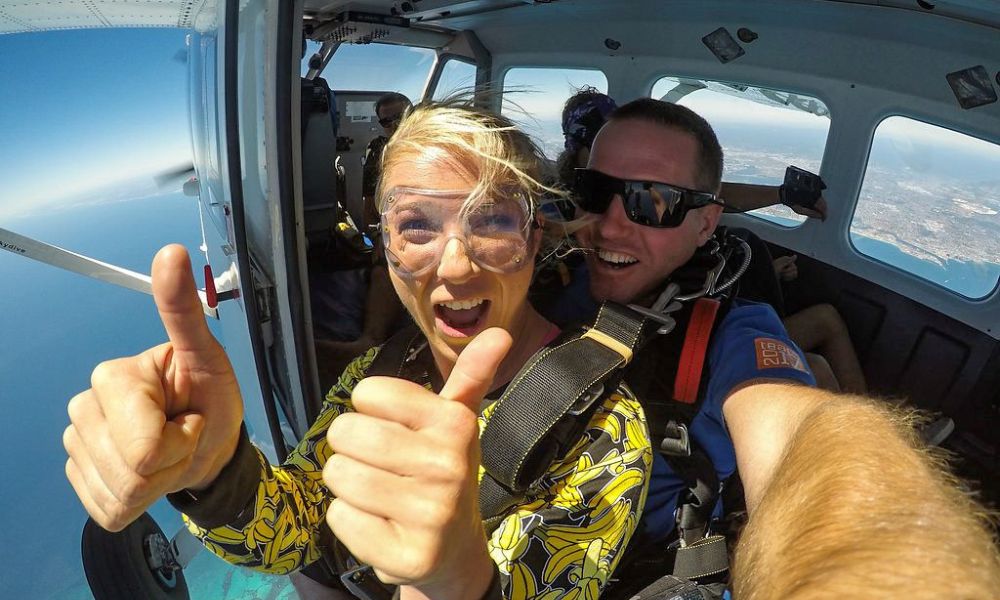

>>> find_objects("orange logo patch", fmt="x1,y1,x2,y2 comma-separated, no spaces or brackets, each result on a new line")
754,338,808,373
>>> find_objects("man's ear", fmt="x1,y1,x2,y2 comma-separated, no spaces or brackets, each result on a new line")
696,204,725,246
530,219,545,253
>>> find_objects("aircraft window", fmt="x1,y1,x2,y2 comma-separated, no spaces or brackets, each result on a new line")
850,116,1000,299
324,43,436,101
433,58,477,99
502,67,608,159
650,77,831,227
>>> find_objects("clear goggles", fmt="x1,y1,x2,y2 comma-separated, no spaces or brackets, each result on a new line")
379,187,536,279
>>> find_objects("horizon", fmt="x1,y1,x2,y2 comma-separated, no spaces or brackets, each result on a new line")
0,28,191,218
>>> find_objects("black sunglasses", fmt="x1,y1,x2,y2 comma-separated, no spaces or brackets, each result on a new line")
378,113,403,127
573,168,724,228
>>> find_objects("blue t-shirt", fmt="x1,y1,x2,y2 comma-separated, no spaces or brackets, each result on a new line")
641,299,817,539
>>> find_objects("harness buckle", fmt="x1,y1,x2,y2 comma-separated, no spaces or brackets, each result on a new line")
660,421,691,457
567,382,605,416
340,564,393,600
628,282,684,335
676,253,726,302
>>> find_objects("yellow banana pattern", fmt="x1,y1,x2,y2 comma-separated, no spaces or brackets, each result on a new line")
184,346,652,599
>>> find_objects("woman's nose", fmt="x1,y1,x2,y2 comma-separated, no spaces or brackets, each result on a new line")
436,236,477,283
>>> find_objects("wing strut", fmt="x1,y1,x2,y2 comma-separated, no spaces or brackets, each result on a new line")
0,226,218,318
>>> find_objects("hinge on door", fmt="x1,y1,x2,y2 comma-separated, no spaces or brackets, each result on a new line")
248,257,275,347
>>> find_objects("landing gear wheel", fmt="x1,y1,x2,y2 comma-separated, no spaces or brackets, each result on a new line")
81,512,190,600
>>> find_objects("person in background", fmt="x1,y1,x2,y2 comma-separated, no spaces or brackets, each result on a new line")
314,92,416,383
532,88,619,325
773,254,868,393
362,92,412,229
556,86,618,188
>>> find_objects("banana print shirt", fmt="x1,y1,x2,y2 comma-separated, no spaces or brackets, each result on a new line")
170,345,653,599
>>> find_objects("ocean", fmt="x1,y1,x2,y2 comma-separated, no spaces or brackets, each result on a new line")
0,192,295,598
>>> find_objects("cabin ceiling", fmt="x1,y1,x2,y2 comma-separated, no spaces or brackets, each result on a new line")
304,0,1000,33
1,0,998,35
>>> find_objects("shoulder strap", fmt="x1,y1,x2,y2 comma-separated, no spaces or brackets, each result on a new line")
627,296,731,455
673,298,722,405
365,325,428,380
478,302,649,531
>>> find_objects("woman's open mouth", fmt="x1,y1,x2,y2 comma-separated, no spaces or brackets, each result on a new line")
434,298,491,338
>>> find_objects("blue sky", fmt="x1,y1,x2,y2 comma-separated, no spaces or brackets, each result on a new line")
0,28,191,219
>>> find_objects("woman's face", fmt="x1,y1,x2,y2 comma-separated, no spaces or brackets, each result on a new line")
381,151,539,365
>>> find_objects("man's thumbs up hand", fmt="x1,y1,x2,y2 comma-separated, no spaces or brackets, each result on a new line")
64,245,244,532
324,329,511,598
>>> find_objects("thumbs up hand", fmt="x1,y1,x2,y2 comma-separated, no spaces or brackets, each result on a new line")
773,254,799,282
64,245,244,531
324,328,512,598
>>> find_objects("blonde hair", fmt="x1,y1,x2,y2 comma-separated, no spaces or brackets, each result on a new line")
375,98,561,218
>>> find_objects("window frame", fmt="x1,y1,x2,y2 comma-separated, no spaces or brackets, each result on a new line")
848,112,1000,301
647,74,835,230
499,64,610,160
429,55,478,100
322,42,438,102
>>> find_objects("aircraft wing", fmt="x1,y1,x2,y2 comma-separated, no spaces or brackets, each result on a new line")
0,226,217,318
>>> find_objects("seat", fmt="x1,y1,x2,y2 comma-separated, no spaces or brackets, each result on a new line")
728,226,786,317
302,76,372,352
301,76,346,243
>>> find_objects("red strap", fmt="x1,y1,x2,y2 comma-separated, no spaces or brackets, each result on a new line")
673,298,721,404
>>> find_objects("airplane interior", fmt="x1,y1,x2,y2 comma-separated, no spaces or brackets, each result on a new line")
1,1,998,597
291,0,1000,510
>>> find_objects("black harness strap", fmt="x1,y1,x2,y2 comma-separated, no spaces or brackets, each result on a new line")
670,535,730,580
365,326,430,380
479,302,648,529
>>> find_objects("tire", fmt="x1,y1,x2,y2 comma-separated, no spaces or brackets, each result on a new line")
81,512,190,600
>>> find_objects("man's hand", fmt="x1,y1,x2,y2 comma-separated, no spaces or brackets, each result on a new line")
63,245,244,531
788,195,828,220
772,254,799,282
324,328,512,600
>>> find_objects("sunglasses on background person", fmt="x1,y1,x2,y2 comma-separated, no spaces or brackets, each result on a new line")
378,113,404,128
573,168,725,228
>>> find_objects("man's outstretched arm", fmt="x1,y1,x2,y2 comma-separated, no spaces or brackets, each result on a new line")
725,384,1000,597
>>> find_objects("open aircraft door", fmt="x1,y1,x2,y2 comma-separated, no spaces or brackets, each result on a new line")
187,0,318,463
77,1,318,597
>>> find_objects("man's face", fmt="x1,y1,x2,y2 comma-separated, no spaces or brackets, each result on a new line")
575,119,723,304
377,101,407,137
